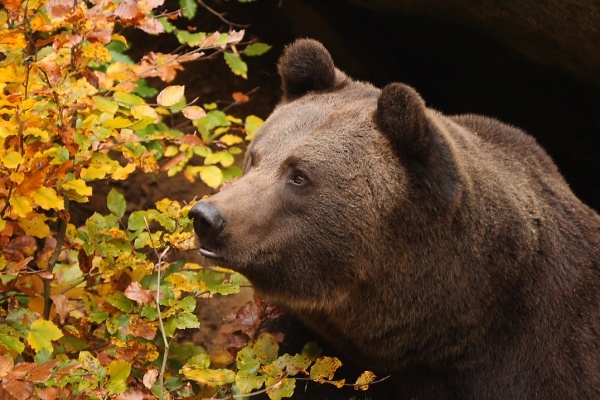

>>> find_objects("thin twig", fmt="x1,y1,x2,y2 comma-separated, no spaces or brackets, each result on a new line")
197,0,250,29
144,217,171,400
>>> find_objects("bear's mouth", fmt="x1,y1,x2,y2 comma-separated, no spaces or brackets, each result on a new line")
199,246,221,260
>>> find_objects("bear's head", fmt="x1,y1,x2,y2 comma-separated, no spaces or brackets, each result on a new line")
189,39,467,367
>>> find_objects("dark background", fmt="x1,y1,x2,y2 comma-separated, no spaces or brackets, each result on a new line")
165,0,600,212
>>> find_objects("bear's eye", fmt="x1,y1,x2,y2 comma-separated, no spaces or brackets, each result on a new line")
289,172,310,186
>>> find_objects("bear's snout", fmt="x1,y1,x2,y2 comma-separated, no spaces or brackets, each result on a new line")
189,201,226,259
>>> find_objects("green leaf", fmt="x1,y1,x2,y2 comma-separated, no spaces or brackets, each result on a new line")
175,30,206,47
106,292,134,313
107,360,131,395
251,333,279,365
180,0,198,19
165,312,199,337
107,188,126,218
272,353,312,376
93,96,118,114
28,319,64,353
113,91,145,108
0,331,25,354
235,370,266,394
245,115,263,140
141,305,158,321
224,52,248,79
34,347,53,363
266,377,296,400
244,42,271,56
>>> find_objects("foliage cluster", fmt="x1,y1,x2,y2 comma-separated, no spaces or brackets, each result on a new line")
0,0,377,398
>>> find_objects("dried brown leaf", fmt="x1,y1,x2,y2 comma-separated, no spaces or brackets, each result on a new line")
0,356,13,379
142,369,158,389
124,282,154,305
51,294,69,324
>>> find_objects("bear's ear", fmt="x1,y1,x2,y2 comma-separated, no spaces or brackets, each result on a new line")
278,39,338,101
375,83,430,161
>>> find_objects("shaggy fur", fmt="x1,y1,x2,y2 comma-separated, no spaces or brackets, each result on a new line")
189,39,600,399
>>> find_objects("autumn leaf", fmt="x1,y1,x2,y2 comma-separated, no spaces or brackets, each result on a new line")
9,196,33,218
27,319,64,353
124,281,154,305
309,357,345,387
199,165,223,189
0,355,13,379
143,369,159,389
182,105,206,120
157,85,185,107
18,215,50,238
353,370,378,391
62,178,92,196
219,134,243,146
50,294,70,324
107,360,131,395
232,91,250,103
33,187,65,210
2,150,24,168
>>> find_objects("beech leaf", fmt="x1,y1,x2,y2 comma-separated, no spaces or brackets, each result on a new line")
27,319,63,353
157,85,185,107
124,281,154,305
33,187,64,210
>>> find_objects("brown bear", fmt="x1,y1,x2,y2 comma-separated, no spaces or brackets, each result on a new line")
189,39,600,399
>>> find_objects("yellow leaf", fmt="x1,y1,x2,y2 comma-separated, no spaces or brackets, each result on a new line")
131,105,159,122
106,62,136,82
205,151,234,168
2,150,23,168
111,163,136,180
62,179,93,196
107,360,131,395
157,85,185,107
182,105,206,120
103,116,133,129
0,65,22,83
27,319,63,353
30,15,49,32
9,196,32,218
219,134,243,146
199,166,223,189
23,127,50,141
10,172,24,184
80,163,114,180
33,187,64,210
82,41,112,63
111,34,129,47
18,214,50,238
0,30,27,50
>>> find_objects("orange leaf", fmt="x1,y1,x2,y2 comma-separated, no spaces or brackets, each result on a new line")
0,355,13,379
232,92,250,103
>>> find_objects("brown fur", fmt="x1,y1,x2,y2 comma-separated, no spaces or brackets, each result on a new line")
189,39,600,399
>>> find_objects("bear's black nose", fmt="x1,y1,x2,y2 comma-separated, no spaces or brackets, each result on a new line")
188,201,226,248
